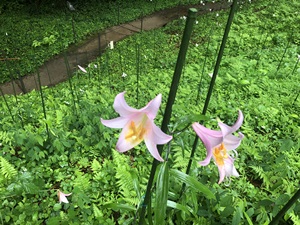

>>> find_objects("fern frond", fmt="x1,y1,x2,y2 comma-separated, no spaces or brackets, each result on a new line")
121,197,140,206
0,131,12,145
112,151,139,205
288,212,300,224
172,146,189,170
249,165,270,188
0,156,17,179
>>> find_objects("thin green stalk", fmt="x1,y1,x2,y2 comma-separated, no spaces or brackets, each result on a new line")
269,188,300,225
137,8,197,225
71,13,76,43
0,87,15,122
195,27,214,105
117,2,120,25
98,32,102,57
105,50,111,92
63,53,77,115
140,11,144,32
292,92,299,106
136,44,140,107
5,60,24,128
36,67,50,139
275,39,290,76
16,70,26,94
182,0,238,194
45,64,52,86
288,57,299,78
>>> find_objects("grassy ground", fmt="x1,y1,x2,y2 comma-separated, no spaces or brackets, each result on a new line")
0,0,209,84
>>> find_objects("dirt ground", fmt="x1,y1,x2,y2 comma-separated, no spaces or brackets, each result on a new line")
0,1,231,95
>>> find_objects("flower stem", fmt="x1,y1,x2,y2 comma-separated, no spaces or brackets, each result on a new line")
0,87,15,123
183,0,238,193
36,67,50,140
136,43,141,107
137,8,197,225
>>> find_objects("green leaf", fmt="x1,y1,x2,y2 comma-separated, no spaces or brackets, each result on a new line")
53,203,62,211
170,169,215,200
221,206,235,217
167,200,191,215
243,211,254,225
220,195,232,207
93,204,103,218
154,162,169,225
258,199,274,207
232,207,242,225
102,203,136,211
275,194,290,205
173,114,209,131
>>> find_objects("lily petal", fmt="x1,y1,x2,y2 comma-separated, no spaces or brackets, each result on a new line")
141,94,162,120
58,190,72,204
193,122,225,166
219,110,243,137
78,65,87,73
150,122,172,145
101,117,129,129
113,92,139,117
116,120,143,153
144,135,164,162
223,132,244,150
217,165,226,184
192,122,223,148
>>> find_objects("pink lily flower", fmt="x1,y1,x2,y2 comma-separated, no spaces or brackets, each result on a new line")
101,92,172,162
192,110,244,184
57,190,72,204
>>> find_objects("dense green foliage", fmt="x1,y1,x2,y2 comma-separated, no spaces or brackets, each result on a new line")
0,0,300,224
0,0,205,84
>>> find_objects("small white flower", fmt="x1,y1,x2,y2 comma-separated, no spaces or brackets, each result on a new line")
67,1,75,11
122,72,127,78
195,43,199,47
195,20,199,24
94,64,98,68
209,8,212,12
216,13,219,17
5,32,8,36
181,16,187,20
108,41,114,49
78,65,87,73
57,190,72,204
208,72,213,77
297,54,300,60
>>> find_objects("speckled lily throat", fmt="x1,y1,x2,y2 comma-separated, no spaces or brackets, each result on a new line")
213,143,228,166
125,115,148,144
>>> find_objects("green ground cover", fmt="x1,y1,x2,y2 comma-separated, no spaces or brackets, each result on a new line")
0,0,300,224
0,0,204,84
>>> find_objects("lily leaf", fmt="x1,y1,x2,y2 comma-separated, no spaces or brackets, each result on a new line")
170,169,215,200
173,114,209,131
154,162,169,225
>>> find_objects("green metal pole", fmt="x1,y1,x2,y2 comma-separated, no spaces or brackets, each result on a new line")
137,8,197,225
269,188,300,225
